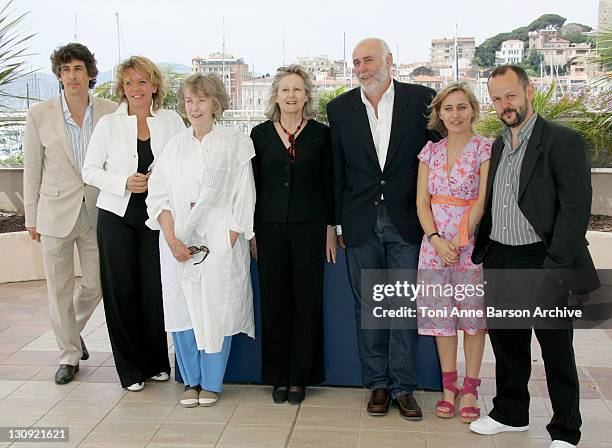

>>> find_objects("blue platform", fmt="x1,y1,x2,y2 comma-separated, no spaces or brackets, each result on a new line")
177,250,442,391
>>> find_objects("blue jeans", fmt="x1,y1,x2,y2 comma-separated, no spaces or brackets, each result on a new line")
345,204,420,399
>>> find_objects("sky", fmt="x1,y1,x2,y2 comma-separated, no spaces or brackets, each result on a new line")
16,0,601,75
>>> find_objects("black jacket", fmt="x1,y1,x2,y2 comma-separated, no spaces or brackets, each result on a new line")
250,119,334,225
472,115,600,294
327,80,437,246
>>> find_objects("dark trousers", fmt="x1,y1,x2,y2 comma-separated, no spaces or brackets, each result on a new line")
256,219,326,387
98,206,170,388
484,241,581,445
345,204,420,399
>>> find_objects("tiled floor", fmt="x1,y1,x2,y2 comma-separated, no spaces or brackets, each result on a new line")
0,280,611,447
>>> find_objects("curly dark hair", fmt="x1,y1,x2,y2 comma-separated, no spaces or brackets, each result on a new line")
50,43,99,89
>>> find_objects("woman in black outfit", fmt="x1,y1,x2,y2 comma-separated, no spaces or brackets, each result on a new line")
250,64,336,404
83,56,184,391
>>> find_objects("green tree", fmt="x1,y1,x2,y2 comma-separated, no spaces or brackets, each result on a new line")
93,81,115,102
316,85,347,125
475,84,612,156
1,152,22,165
595,27,612,74
0,0,35,167
160,67,186,111
590,27,612,132
474,14,567,67
525,50,544,72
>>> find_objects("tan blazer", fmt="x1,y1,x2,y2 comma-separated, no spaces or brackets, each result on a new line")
23,95,117,238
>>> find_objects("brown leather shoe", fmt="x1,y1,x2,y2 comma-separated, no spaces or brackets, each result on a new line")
396,394,423,420
367,388,390,416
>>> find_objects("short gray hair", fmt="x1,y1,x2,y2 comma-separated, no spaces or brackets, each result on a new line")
177,72,230,119
265,64,317,121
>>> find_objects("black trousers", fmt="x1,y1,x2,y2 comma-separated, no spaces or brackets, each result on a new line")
484,241,581,445
256,220,326,387
98,206,170,388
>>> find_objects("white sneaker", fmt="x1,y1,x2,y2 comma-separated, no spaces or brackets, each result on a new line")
127,382,144,392
150,372,169,381
549,441,576,448
469,415,529,435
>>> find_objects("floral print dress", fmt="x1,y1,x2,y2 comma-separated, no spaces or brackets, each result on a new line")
416,134,491,336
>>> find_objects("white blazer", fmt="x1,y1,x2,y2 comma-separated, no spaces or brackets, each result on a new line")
82,102,185,217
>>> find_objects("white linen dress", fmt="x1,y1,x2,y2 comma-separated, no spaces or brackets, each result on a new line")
146,125,256,353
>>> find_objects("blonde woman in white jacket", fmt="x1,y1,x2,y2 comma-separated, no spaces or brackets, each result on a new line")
83,56,185,392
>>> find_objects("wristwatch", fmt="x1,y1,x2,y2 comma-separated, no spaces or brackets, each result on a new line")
427,232,440,242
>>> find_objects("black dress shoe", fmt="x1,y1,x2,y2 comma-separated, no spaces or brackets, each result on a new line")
80,336,89,361
55,364,79,385
396,394,423,420
272,386,288,403
288,386,305,405
367,388,390,415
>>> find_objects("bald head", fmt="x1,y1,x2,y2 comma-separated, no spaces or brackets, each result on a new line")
352,37,393,97
353,38,391,61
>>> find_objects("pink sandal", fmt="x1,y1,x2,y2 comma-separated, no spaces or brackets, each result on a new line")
460,376,481,423
436,370,460,418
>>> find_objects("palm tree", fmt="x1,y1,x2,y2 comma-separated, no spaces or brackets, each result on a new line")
474,83,612,155
595,26,612,76
0,0,34,110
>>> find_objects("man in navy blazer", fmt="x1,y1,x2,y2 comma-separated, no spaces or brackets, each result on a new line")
327,37,437,420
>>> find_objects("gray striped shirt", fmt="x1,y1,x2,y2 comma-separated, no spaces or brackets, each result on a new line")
490,112,541,245
61,92,93,173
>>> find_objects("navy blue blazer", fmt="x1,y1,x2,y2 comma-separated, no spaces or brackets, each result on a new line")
327,80,437,246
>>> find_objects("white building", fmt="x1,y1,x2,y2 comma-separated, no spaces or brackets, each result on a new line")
192,53,249,109
296,55,334,75
240,77,273,112
430,37,476,68
495,40,525,65
528,29,593,68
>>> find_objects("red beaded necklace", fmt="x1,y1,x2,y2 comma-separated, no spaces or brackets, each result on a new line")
278,116,304,164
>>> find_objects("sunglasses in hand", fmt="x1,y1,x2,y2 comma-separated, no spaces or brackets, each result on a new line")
188,245,210,265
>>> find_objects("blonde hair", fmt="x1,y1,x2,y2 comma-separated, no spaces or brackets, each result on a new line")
177,73,230,119
427,81,480,137
114,56,166,111
265,64,317,121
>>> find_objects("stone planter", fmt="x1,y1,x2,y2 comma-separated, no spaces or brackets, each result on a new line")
0,230,610,283
0,231,81,283
592,168,612,217
587,231,612,269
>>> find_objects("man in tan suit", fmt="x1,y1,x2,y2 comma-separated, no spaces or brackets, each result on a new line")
23,43,116,384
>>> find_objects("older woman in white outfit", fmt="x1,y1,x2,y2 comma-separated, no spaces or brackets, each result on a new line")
146,72,256,407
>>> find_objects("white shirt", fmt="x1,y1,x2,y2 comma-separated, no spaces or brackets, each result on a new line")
360,80,395,171
61,91,93,173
